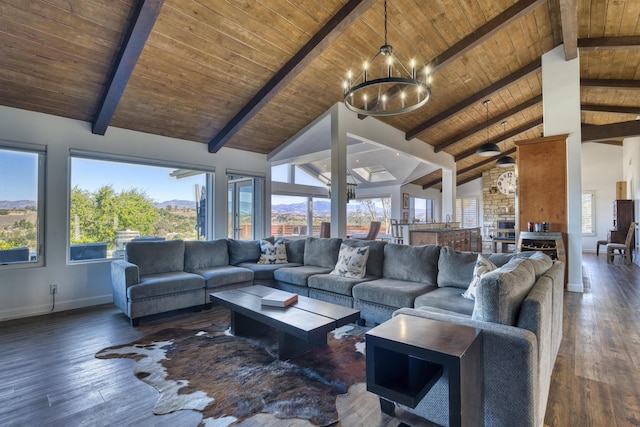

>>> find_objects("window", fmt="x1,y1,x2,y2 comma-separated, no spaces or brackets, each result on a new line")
0,144,45,267
271,195,330,237
347,197,391,235
69,155,213,261
456,197,479,228
582,191,595,235
410,197,434,222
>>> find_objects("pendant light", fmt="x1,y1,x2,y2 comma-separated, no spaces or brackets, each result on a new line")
496,121,516,167
475,100,501,157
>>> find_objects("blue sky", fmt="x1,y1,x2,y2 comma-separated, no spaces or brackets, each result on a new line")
0,150,38,200
71,159,206,202
1,149,205,203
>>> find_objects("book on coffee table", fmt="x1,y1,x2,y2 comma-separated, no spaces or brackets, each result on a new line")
261,291,298,307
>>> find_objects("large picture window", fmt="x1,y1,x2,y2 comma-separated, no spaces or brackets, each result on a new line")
69,155,212,261
0,144,45,267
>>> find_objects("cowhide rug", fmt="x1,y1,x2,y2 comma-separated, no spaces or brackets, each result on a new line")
96,323,368,426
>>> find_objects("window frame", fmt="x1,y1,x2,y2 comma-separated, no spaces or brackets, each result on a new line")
68,150,215,263
455,197,479,228
0,141,46,270
581,190,596,236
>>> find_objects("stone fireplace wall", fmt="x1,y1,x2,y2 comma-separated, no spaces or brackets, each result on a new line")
482,167,516,238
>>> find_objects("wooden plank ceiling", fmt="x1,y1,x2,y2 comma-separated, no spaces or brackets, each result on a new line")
1,0,639,189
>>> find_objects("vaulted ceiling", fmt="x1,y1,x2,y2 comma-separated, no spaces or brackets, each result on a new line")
1,0,639,189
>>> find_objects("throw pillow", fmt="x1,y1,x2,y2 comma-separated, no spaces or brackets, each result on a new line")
330,244,370,279
462,254,497,300
257,239,288,264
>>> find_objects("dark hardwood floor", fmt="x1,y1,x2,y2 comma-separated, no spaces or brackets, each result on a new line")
0,253,637,426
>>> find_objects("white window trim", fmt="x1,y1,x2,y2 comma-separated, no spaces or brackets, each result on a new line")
582,190,596,236
0,142,46,270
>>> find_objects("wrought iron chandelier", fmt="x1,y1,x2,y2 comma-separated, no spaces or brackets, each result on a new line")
342,0,431,116
327,170,357,202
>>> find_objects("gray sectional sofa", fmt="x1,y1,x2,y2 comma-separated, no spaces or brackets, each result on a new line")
110,236,564,427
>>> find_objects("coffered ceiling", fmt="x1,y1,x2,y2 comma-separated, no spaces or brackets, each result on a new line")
1,0,639,189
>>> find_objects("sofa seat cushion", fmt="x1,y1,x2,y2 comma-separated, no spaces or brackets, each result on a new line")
353,278,437,309
128,271,204,300
274,265,333,287
184,239,229,272
304,237,342,268
382,244,440,286
126,240,185,276
308,274,375,296
473,257,536,325
237,262,302,281
414,287,475,316
194,265,254,288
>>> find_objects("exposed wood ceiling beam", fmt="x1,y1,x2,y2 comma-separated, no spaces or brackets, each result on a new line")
207,0,376,153
421,148,516,189
454,118,543,161
92,0,165,135
359,0,544,120
581,79,640,89
434,96,542,152
428,0,545,71
581,104,640,115
589,140,624,146
578,36,640,50
582,120,640,142
406,59,541,140
558,0,578,60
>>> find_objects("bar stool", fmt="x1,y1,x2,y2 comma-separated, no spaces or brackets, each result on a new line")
596,239,608,256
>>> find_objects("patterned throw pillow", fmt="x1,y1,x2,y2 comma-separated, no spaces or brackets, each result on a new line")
330,244,370,278
462,253,497,300
257,239,288,264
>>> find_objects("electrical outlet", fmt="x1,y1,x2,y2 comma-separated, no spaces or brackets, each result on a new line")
50,284,58,295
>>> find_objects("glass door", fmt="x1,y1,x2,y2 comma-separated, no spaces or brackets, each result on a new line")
228,176,262,239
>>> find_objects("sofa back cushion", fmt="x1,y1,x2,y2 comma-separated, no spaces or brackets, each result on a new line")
382,244,440,285
126,240,185,276
184,239,229,272
304,237,342,268
472,257,536,325
227,239,262,265
438,247,523,289
343,239,386,277
285,238,306,265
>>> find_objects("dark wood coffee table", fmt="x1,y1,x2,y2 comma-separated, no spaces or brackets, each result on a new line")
210,285,360,360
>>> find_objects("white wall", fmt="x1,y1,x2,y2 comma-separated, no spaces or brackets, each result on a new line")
0,106,269,321
622,135,640,265
400,183,442,222
581,143,624,252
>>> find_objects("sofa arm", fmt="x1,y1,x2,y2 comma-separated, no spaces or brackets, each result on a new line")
111,260,140,314
393,307,540,427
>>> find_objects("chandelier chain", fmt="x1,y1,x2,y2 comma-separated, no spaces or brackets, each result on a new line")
384,0,388,46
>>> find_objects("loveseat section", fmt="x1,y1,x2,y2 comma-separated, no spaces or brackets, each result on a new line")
112,240,206,326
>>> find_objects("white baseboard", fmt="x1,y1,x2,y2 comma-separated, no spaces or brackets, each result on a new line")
0,294,113,322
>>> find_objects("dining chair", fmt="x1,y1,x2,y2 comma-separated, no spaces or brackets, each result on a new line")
354,221,381,240
319,222,331,238
606,221,636,265
390,219,403,244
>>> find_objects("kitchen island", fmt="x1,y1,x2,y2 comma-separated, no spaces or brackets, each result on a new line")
400,223,482,252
